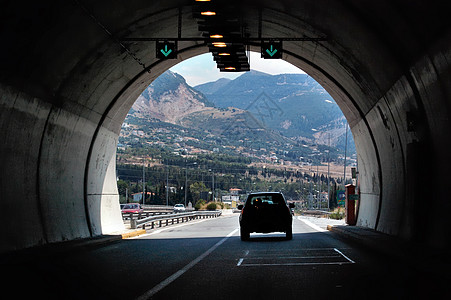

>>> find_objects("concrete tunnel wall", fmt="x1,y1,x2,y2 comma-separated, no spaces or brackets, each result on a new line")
1,0,451,253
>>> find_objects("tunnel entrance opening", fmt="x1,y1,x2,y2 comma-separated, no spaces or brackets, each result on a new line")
115,51,357,230
4,1,451,256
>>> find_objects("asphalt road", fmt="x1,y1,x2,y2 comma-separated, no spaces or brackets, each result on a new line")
4,214,445,299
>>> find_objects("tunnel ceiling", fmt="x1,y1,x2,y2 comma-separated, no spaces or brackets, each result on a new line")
1,0,451,253
2,0,450,125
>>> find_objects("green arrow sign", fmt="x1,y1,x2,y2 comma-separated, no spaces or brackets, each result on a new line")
156,41,177,59
160,45,172,57
261,41,282,59
266,45,278,57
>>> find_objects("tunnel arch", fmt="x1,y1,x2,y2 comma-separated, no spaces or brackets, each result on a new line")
1,0,451,253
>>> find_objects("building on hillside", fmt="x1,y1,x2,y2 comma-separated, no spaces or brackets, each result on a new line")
222,195,239,208
229,188,241,195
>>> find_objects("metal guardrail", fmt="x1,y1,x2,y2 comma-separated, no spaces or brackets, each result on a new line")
122,209,195,220
300,209,332,216
122,211,172,220
130,211,222,229
142,205,175,211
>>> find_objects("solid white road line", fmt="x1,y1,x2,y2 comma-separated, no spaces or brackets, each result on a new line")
297,216,327,232
130,218,210,238
333,248,356,264
237,262,354,267
136,228,239,300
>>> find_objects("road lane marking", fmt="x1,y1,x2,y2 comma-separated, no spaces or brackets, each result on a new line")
237,258,244,266
297,217,327,232
236,248,355,267
334,248,355,264
243,255,342,260
238,262,354,267
129,219,211,239
236,250,250,266
136,228,239,300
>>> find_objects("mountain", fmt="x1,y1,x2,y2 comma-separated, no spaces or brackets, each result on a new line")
195,77,231,95
128,69,355,154
132,71,213,123
195,71,354,151
129,70,290,144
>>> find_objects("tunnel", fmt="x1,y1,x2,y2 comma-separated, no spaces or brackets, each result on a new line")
1,0,451,255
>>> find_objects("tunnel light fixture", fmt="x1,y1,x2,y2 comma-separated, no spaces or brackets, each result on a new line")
212,42,227,47
201,11,216,16
210,34,224,38
195,0,211,1
225,66,236,70
218,52,230,56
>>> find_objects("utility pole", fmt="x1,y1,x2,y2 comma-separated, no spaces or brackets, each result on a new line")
343,123,348,188
185,166,188,207
327,133,331,211
316,164,319,209
309,167,313,210
142,162,145,205
212,172,215,202
184,161,197,207
166,164,169,207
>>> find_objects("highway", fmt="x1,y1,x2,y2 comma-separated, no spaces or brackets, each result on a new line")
4,214,442,299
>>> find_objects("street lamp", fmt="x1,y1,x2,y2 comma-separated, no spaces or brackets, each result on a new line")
185,161,197,206
209,169,215,202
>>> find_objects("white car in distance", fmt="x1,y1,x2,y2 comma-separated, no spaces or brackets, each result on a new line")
173,204,185,213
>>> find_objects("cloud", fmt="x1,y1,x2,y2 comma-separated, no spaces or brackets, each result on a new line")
249,52,306,75
170,51,306,86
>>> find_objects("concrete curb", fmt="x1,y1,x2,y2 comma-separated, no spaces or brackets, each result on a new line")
327,225,407,260
120,229,147,239
327,224,451,276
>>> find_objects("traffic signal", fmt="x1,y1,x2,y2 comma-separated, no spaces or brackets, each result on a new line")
156,41,177,59
261,40,282,59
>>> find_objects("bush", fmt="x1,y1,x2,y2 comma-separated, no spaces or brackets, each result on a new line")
194,199,206,210
329,207,345,220
206,202,217,210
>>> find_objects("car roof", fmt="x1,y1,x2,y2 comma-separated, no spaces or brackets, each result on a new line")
248,192,283,196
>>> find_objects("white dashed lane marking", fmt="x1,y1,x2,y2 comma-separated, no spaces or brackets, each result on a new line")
236,248,355,267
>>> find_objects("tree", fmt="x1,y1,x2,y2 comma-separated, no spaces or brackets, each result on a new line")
117,180,129,203
189,182,209,203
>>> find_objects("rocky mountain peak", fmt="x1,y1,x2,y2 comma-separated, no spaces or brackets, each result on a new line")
131,70,213,124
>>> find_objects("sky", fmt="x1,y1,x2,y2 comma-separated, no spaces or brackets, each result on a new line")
169,51,306,87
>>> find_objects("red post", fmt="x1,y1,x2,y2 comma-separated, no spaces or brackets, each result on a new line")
345,184,356,225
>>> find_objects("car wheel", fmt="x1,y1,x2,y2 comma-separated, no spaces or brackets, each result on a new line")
240,227,250,241
286,226,293,240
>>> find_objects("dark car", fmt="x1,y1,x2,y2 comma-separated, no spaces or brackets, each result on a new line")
238,192,294,241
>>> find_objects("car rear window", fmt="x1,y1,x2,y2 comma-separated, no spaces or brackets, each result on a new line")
123,204,140,209
248,194,285,206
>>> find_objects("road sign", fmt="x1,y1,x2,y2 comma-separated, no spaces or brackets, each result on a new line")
156,41,177,59
337,190,345,207
261,41,282,59
348,194,359,201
